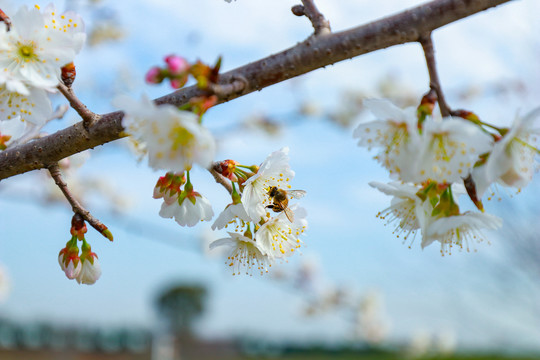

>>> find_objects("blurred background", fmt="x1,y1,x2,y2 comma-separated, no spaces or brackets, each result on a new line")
1,0,540,359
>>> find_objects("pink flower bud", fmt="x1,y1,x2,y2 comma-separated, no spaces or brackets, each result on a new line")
164,55,189,75
58,244,82,280
145,66,162,84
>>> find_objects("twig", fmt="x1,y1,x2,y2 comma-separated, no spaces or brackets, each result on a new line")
420,33,451,117
0,0,513,181
292,0,331,36
48,163,113,241
209,164,233,195
57,83,101,129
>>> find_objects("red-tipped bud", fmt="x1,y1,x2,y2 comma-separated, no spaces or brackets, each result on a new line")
417,89,437,126
61,62,77,87
0,8,12,31
464,174,484,212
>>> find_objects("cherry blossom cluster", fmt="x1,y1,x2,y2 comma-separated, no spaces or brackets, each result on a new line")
210,147,308,275
354,97,540,255
0,3,85,149
58,214,101,285
148,148,308,276
120,55,308,275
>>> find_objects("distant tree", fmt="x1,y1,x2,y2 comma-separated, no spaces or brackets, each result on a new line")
155,283,208,338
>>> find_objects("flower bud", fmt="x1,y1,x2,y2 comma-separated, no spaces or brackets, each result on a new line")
164,55,189,75
61,62,76,87
76,240,101,285
58,237,82,280
145,66,163,84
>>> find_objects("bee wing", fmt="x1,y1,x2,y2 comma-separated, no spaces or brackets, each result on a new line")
284,207,295,223
288,190,307,199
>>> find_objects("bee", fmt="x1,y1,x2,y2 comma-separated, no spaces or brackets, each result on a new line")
266,186,306,222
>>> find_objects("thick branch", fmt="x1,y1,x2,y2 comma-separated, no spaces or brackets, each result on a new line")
0,0,512,181
420,34,451,117
48,164,113,241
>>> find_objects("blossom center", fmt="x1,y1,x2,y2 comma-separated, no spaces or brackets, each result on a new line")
17,42,38,61
169,125,194,150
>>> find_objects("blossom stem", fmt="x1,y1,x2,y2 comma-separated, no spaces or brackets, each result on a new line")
419,34,451,118
48,163,113,241
514,137,540,154
57,83,101,129
478,121,505,134
209,163,233,195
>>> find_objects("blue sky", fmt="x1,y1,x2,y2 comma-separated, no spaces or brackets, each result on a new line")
1,0,540,351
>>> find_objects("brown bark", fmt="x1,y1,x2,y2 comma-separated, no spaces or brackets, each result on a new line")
0,0,512,181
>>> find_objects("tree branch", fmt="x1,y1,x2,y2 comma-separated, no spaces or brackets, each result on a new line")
0,0,512,181
57,83,101,128
420,34,451,117
292,0,331,36
48,164,113,241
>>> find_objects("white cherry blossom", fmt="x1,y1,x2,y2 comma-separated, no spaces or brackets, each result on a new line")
0,116,25,149
0,85,52,125
40,4,86,54
211,203,251,231
353,99,420,181
413,116,493,184
369,181,421,244
241,147,295,222
159,192,214,227
0,4,85,89
0,71,28,95
255,205,307,259
423,212,502,255
210,232,271,276
484,108,540,190
115,95,215,172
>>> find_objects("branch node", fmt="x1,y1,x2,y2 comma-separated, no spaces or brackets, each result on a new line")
207,75,248,98
291,5,305,16
295,0,331,36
